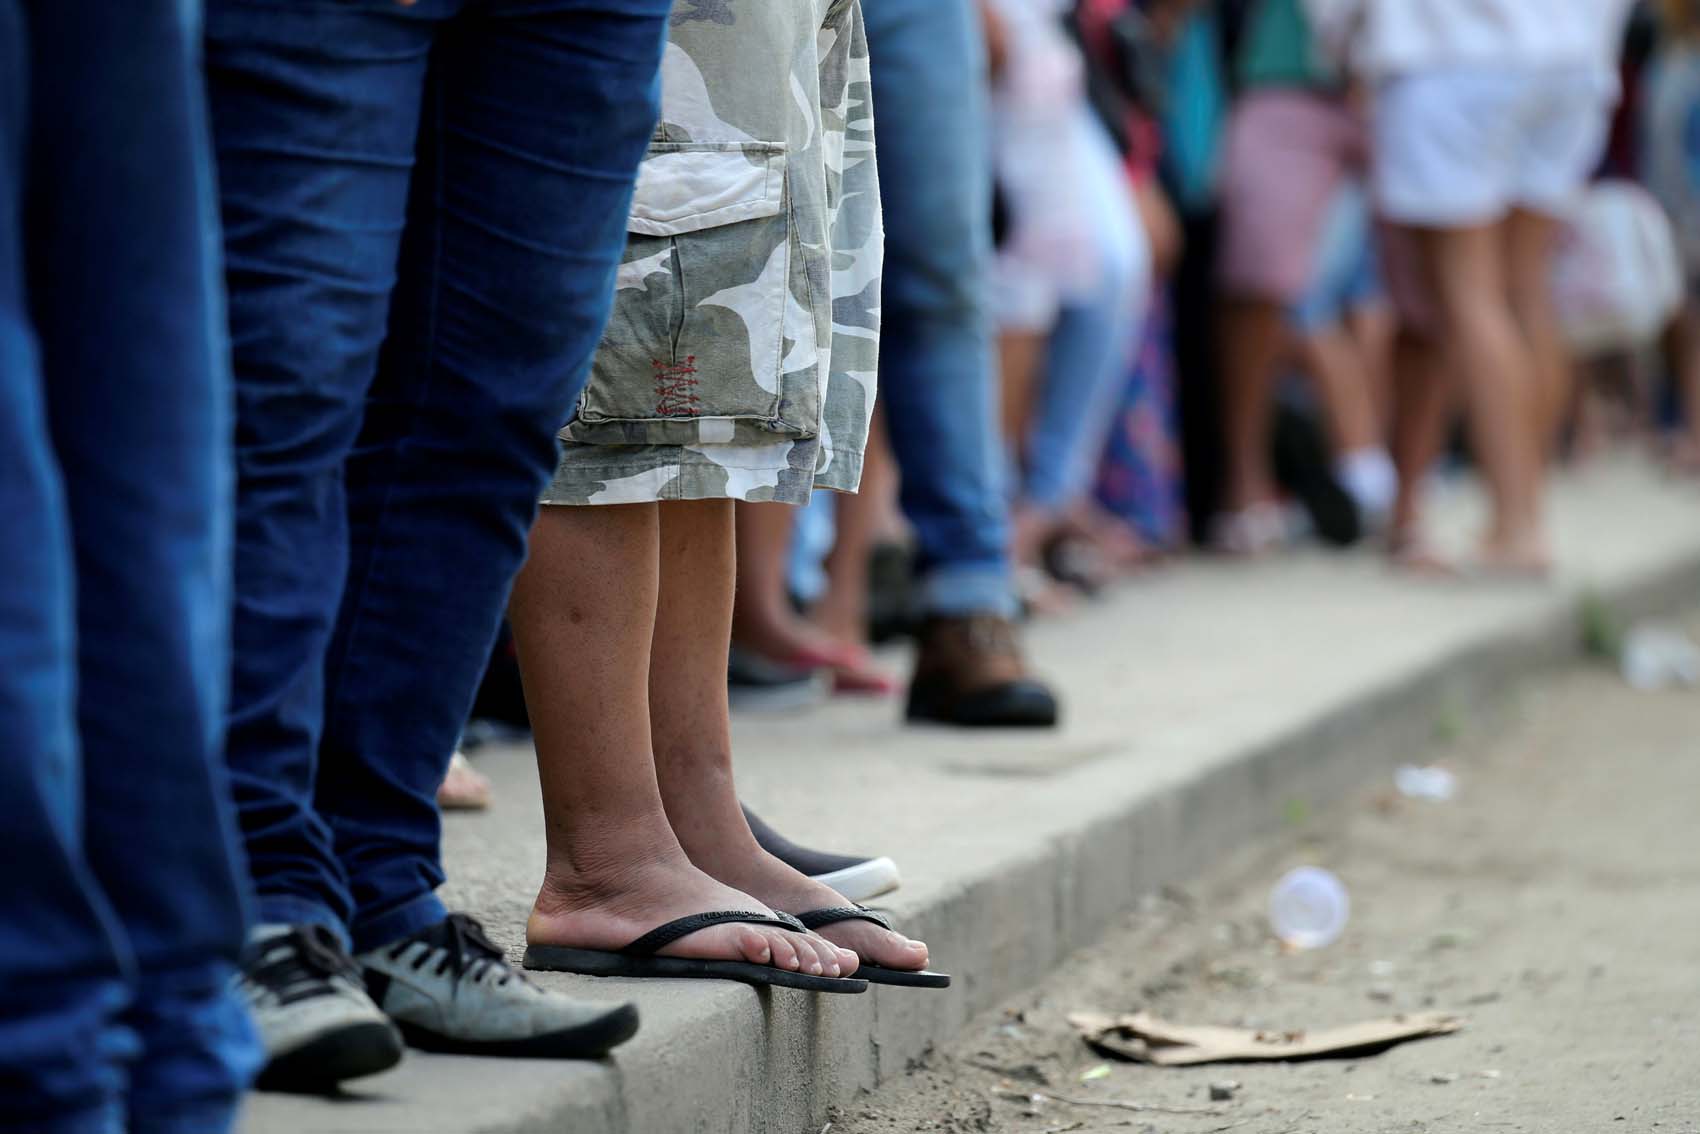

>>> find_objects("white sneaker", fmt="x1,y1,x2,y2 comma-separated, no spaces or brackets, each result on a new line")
743,806,902,902
358,913,639,1058
238,924,404,1090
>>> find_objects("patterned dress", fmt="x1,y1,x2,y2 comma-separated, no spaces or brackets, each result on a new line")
544,0,881,505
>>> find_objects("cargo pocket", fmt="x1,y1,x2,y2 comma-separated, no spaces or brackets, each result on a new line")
564,142,821,448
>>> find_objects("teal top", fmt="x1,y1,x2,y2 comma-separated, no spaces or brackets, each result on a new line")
1236,0,1338,91
1161,9,1227,215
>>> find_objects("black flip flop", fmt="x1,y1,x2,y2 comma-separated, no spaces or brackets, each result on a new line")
522,910,868,994
795,907,951,989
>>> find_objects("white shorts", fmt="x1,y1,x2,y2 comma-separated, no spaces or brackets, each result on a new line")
992,105,1140,330
1373,66,1614,228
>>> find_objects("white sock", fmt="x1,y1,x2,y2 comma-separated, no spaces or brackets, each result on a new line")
1336,447,1397,520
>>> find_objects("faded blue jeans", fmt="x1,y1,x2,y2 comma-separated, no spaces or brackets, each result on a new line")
0,2,259,1130
207,0,669,951
862,0,1017,618
1022,111,1150,512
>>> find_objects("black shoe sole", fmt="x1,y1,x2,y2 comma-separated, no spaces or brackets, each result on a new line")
393,1001,642,1059
906,682,1060,728
523,947,869,995
255,1020,405,1093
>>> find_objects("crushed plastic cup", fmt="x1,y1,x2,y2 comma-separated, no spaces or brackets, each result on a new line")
1268,866,1349,950
1621,624,1700,691
1395,764,1457,801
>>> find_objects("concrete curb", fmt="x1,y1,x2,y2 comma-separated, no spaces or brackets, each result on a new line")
239,466,1700,1134
479,554,1700,1134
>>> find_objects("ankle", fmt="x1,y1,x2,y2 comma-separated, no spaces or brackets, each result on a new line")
666,799,764,878
537,811,685,905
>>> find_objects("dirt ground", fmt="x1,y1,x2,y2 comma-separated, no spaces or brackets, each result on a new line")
830,634,1700,1134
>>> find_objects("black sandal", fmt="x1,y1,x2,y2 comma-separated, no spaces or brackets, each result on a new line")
795,907,951,989
522,910,868,993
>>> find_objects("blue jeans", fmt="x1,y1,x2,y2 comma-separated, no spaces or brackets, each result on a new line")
0,2,259,1130
206,0,669,951
862,0,1016,618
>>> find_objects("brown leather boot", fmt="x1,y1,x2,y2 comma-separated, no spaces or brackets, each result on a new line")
905,614,1059,727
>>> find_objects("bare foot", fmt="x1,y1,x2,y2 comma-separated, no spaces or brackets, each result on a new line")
436,751,492,811
677,821,930,974
1208,502,1286,557
1667,435,1700,477
1388,528,1459,579
1472,533,1552,579
1016,564,1075,617
527,844,855,978
1072,502,1154,573
732,601,846,668
731,601,897,695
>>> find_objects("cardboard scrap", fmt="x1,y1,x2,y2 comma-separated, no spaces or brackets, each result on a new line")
1067,1010,1464,1067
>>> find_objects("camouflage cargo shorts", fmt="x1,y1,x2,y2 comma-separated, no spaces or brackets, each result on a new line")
544,0,881,506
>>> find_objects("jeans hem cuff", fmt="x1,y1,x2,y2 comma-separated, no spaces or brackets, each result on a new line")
917,568,1019,619
349,892,447,955
254,896,349,948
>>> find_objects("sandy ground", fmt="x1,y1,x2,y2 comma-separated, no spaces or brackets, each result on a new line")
829,631,1700,1134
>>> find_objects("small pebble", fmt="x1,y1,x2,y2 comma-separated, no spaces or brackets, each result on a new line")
1430,1072,1460,1085
1367,983,1395,1003
1209,1081,1239,1101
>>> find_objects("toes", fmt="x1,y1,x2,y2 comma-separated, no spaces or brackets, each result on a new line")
788,932,829,976
733,925,773,965
834,926,928,971
833,944,860,975
763,928,802,971
885,931,929,968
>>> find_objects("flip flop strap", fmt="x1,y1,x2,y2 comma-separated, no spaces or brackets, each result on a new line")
793,905,892,933
621,910,806,957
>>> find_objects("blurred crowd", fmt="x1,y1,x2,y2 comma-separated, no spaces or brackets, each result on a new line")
8,0,1700,1129
456,0,1680,745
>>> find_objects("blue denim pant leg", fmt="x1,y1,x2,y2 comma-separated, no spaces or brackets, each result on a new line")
861,0,1016,619
5,2,261,1130
207,0,669,951
0,11,133,1131
207,0,443,943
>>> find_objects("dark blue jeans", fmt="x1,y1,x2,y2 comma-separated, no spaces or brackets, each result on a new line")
861,0,1017,618
206,0,669,951
0,2,259,1131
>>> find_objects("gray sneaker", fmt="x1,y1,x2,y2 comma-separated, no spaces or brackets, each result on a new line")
358,913,639,1058
239,924,404,1091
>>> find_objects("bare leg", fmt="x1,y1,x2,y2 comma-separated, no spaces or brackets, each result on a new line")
1410,221,1549,569
513,502,835,974
1298,321,1383,457
1387,326,1457,554
813,412,898,644
999,327,1072,610
998,328,1047,450
730,500,840,661
1345,301,1396,432
1665,303,1700,471
1504,208,1571,458
650,500,928,972
1217,296,1288,511
1301,319,1397,524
